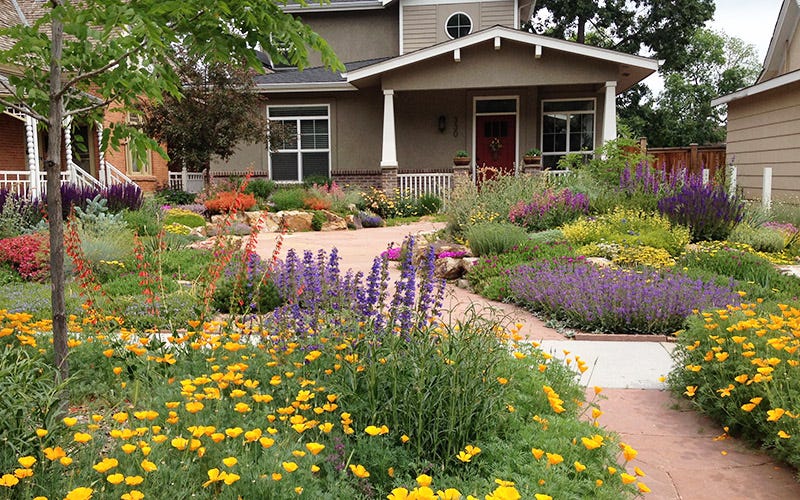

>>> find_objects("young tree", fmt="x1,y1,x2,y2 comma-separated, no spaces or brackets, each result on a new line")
140,52,271,178
0,0,340,391
530,0,715,71
621,28,761,147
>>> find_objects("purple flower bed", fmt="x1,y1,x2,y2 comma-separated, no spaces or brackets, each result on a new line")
508,189,589,232
268,236,445,336
508,257,741,334
657,174,744,242
619,161,686,196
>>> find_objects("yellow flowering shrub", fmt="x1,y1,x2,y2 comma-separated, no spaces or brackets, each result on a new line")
164,223,191,235
562,207,690,256
612,245,676,269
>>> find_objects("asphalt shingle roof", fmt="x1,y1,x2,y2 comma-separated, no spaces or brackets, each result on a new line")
254,57,389,85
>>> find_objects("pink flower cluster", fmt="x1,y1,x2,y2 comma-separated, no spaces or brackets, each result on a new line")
0,233,50,281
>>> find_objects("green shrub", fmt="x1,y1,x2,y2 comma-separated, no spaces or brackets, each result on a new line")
311,210,326,231
270,187,307,211
163,208,206,228
155,186,197,205
122,206,162,237
212,277,283,314
244,178,276,200
102,273,181,298
0,345,64,470
561,207,691,256
527,229,566,244
302,174,331,188
161,248,213,281
0,261,21,286
679,243,800,300
467,240,575,296
415,193,443,215
728,223,786,253
465,222,529,257
114,290,201,330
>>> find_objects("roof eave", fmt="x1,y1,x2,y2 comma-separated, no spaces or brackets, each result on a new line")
712,69,800,106
346,26,659,83
255,82,357,92
283,1,385,13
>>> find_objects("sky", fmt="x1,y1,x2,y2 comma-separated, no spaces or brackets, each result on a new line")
644,0,784,93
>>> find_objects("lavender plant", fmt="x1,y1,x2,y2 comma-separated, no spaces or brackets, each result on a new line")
267,236,445,337
509,257,741,334
657,174,744,242
508,188,589,232
102,182,143,212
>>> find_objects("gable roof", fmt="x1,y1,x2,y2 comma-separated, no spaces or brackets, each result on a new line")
345,25,659,92
760,0,800,83
712,67,800,106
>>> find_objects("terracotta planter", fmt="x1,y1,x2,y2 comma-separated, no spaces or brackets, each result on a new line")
522,155,541,165
453,157,471,166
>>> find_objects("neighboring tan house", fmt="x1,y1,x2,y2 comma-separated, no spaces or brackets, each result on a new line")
712,0,800,201
0,0,166,196
210,0,659,191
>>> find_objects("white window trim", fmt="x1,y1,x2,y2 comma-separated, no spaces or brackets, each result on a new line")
267,104,331,183
445,12,474,40
540,98,597,165
472,95,520,180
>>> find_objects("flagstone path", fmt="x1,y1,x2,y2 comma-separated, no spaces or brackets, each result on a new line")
255,221,800,500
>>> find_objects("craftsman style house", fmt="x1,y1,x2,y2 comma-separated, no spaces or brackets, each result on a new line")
712,0,800,201
211,0,659,190
0,0,167,196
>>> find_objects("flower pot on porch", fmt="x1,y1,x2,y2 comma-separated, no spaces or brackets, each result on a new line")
453,157,471,166
522,155,541,166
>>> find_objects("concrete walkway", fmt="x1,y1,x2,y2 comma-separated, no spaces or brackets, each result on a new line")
255,221,800,499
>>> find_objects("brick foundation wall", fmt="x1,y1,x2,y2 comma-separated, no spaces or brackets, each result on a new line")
331,171,382,190
0,115,28,171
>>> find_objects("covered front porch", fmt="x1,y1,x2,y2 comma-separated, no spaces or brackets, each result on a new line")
0,109,134,199
342,26,657,192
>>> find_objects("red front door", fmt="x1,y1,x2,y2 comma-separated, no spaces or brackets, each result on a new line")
475,115,516,182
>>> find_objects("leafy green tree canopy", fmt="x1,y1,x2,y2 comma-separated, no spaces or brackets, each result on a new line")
620,28,761,147
529,0,715,71
140,52,271,173
0,0,340,388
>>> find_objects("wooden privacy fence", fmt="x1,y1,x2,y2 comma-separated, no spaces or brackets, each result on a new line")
640,140,727,181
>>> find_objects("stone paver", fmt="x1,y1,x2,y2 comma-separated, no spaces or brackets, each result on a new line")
254,222,800,499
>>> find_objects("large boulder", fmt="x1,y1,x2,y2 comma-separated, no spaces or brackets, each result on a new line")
279,211,313,232
319,210,347,231
434,257,464,280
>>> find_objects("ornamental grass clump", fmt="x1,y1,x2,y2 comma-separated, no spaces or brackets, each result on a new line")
657,174,744,242
508,188,589,232
669,302,800,471
465,222,528,257
509,257,741,334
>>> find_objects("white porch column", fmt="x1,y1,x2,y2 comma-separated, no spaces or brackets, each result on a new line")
24,115,41,199
602,81,617,143
380,89,398,168
63,116,74,183
97,122,107,185
181,165,189,191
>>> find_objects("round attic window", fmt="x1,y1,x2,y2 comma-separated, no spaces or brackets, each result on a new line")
446,13,472,39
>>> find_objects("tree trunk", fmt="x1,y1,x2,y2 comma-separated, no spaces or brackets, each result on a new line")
576,15,586,44
48,1,69,399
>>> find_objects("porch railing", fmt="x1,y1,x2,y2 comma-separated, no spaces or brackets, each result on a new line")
105,161,135,186
398,172,452,206
0,171,34,197
169,171,204,194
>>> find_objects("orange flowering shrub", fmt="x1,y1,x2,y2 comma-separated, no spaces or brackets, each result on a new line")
303,195,331,211
204,191,256,214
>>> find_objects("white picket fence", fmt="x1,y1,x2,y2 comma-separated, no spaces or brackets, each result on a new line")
168,171,204,193
398,172,452,206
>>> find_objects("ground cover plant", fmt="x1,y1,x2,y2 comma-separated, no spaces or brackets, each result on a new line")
0,240,651,499
669,301,800,471
509,257,741,335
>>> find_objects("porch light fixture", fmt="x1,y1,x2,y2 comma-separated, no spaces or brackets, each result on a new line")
438,115,446,133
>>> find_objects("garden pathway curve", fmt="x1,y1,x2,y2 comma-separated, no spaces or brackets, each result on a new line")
254,222,800,500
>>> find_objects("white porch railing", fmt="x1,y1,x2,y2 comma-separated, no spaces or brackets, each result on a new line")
104,161,135,186
0,171,34,197
168,171,204,193
398,172,452,206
